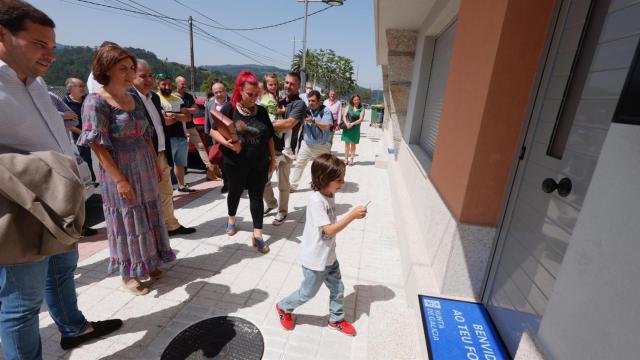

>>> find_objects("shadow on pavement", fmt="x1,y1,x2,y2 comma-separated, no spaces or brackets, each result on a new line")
92,281,268,359
294,284,395,326
73,243,263,300
354,161,375,166
152,243,264,298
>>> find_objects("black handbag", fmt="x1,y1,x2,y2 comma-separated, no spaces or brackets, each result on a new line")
339,110,350,130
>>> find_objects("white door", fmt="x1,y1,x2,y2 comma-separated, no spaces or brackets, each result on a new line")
482,0,638,355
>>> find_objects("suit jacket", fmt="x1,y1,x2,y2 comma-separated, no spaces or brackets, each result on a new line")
0,151,84,265
126,87,174,167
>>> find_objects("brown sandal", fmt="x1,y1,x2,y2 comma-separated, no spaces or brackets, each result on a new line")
123,279,149,296
149,269,163,279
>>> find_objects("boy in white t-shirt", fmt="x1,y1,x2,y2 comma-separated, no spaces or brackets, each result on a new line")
276,153,367,336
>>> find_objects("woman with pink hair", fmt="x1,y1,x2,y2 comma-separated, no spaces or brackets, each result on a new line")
210,71,276,253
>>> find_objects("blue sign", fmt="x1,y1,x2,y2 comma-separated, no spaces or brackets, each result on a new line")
419,295,510,360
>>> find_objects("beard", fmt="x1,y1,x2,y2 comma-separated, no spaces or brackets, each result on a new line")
160,88,172,97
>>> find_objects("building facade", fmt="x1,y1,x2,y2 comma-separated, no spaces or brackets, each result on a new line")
374,0,640,358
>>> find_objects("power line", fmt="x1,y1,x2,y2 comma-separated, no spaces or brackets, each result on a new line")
172,0,290,59
123,0,270,65
60,0,292,68
123,0,286,67
63,0,333,32
60,0,157,22
192,6,332,31
69,0,184,20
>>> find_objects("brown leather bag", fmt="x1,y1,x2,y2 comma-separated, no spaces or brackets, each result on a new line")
0,151,85,265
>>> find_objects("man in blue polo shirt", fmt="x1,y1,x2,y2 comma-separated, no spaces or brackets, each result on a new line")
289,90,334,191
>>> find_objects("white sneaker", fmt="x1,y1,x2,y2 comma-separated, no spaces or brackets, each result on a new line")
282,148,296,160
272,213,287,226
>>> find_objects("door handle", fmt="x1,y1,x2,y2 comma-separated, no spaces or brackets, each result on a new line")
541,177,572,197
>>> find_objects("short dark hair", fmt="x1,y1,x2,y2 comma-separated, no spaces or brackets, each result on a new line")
287,72,301,84
92,45,137,86
0,0,55,34
307,90,321,102
310,153,346,191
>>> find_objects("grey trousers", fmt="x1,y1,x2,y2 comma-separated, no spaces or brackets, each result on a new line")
263,155,293,216
289,141,332,190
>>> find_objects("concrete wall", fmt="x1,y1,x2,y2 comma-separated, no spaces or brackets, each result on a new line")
379,0,555,302
430,0,555,226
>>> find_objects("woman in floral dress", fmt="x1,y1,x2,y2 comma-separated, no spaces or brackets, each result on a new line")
77,44,175,295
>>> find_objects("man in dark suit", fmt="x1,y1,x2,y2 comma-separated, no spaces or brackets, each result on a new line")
128,59,195,236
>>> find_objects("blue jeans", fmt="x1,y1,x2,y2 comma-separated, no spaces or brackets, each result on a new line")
278,260,345,322
0,249,89,360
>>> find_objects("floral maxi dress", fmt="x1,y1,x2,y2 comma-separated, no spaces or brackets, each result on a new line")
77,93,175,277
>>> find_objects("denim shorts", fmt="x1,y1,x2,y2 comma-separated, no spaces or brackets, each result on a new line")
170,137,188,167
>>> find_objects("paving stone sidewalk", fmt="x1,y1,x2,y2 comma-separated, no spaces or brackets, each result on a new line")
2,124,420,359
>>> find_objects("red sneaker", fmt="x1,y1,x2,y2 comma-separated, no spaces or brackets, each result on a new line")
276,304,295,330
328,320,357,336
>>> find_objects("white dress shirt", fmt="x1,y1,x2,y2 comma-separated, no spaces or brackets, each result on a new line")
86,72,103,94
135,88,166,152
0,59,75,156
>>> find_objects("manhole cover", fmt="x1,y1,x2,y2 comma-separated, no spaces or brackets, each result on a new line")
161,316,264,360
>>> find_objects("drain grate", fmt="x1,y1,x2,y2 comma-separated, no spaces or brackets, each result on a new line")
162,316,264,360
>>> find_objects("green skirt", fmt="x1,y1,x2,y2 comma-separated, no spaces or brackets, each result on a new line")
341,124,361,144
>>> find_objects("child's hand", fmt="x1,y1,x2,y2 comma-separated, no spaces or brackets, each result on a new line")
350,205,367,220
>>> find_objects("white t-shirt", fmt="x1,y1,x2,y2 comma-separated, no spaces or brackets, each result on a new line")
299,191,338,271
86,72,103,94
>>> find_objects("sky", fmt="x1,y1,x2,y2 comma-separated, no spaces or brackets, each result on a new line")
29,0,382,90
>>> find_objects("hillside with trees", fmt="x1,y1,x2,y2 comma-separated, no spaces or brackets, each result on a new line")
43,45,380,101
203,64,289,78
44,44,233,93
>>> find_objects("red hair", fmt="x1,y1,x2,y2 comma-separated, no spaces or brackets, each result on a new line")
231,70,260,108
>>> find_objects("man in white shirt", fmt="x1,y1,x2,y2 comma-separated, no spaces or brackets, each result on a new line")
204,80,229,191
0,1,121,357
299,82,313,106
127,60,195,237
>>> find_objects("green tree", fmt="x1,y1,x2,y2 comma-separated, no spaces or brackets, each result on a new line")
357,87,373,103
291,48,356,94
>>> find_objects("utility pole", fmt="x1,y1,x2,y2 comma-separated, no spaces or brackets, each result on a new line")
291,37,303,69
189,16,195,92
296,0,344,85
301,0,309,87
292,36,296,63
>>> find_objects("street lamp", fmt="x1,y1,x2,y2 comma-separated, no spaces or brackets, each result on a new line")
298,0,344,89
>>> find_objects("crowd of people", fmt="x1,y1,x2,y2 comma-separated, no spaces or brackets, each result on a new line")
0,0,371,358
